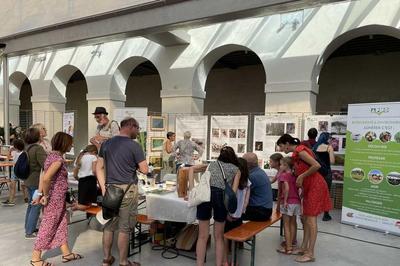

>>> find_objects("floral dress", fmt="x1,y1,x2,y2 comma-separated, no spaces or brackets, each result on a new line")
34,152,68,250
292,145,332,216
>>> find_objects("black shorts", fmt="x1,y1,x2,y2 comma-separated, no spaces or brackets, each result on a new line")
78,175,98,205
197,187,227,223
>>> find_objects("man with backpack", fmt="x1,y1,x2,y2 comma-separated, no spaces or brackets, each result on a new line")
90,107,120,149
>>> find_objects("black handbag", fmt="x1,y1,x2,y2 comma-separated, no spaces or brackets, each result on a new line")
102,183,132,220
217,161,237,214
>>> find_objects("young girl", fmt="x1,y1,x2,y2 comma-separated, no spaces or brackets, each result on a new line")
276,156,301,255
269,153,283,200
72,145,98,211
2,139,24,206
223,157,251,265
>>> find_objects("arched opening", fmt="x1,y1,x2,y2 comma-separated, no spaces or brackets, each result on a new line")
203,50,266,114
19,78,33,130
316,27,400,113
65,70,88,153
125,60,162,113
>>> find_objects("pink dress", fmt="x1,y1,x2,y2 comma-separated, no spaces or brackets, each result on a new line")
34,152,68,250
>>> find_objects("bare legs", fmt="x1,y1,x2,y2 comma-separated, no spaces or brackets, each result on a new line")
31,243,71,266
196,220,210,266
102,230,114,265
214,221,225,266
296,215,317,262
8,180,16,203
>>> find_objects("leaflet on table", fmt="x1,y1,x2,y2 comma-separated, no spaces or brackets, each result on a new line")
210,116,248,159
342,102,400,235
253,114,301,167
114,107,148,153
175,115,208,161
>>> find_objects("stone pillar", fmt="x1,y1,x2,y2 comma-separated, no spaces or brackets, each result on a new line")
31,97,66,139
9,98,20,127
160,88,205,114
265,81,317,113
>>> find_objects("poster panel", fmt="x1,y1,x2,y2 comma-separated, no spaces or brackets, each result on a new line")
63,112,75,155
114,107,148,153
175,115,208,161
210,116,248,159
304,115,347,182
253,114,301,168
342,102,400,235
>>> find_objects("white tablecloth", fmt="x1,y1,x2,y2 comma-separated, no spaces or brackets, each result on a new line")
146,192,196,223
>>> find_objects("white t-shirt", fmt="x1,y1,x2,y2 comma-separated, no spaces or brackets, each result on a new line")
12,150,23,163
231,180,252,218
76,154,97,178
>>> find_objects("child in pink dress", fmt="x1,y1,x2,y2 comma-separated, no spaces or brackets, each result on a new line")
276,156,301,254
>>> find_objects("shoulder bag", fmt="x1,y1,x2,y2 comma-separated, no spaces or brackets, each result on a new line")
188,165,211,207
217,161,237,214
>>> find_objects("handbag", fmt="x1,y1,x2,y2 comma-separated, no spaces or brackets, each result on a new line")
175,224,199,251
188,165,211,207
217,161,237,214
102,183,133,220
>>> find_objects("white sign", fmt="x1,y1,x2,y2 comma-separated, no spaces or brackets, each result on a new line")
210,116,248,159
63,112,74,137
253,114,301,168
175,115,208,161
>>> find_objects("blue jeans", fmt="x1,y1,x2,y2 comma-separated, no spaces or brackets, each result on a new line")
25,186,41,235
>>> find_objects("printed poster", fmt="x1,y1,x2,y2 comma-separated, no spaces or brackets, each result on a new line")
114,107,148,153
175,115,208,161
342,102,400,235
210,116,248,159
253,114,301,168
63,112,75,155
304,115,347,182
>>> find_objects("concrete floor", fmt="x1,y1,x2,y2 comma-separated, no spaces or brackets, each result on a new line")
0,192,399,266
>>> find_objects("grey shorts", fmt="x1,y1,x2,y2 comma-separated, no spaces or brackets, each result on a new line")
104,184,138,234
280,203,301,216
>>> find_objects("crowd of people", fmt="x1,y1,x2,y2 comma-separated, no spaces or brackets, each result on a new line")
0,105,336,265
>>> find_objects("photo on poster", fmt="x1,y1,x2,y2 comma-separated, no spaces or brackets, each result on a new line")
150,137,164,152
332,169,344,181
229,129,237,138
341,138,346,149
266,123,285,136
318,121,328,132
212,128,220,138
221,129,228,138
365,131,377,142
379,131,391,143
331,121,347,135
149,156,162,168
286,123,296,134
238,129,246,138
150,116,165,131
394,132,400,143
255,141,263,151
211,143,224,153
368,169,384,185
330,137,339,152
237,144,246,154
333,154,345,166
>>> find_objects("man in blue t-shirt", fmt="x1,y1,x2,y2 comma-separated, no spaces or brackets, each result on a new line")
242,152,273,221
97,117,148,266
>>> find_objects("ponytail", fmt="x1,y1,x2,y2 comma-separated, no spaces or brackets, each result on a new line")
276,134,300,146
76,144,98,167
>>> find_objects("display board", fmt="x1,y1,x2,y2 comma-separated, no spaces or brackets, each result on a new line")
175,115,208,161
147,116,166,168
114,107,148,153
63,112,75,155
210,116,248,159
253,114,301,168
342,102,400,235
304,115,347,182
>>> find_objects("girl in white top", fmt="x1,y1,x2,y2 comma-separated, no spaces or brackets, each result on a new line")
223,157,251,265
72,145,98,211
2,139,24,206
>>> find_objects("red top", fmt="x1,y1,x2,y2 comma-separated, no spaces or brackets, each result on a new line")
292,145,332,216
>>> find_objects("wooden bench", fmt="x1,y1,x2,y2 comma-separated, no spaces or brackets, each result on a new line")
224,210,282,266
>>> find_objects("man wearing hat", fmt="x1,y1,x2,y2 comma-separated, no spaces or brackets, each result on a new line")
90,107,120,149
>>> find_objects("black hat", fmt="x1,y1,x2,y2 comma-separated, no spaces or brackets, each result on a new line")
92,107,108,115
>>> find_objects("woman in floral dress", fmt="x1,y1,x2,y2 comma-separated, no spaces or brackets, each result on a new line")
30,132,83,266
277,134,331,263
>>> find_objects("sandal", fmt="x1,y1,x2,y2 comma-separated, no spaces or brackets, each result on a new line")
62,253,84,263
120,261,141,266
103,256,115,266
30,260,54,266
276,246,293,255
295,254,315,263
292,248,305,255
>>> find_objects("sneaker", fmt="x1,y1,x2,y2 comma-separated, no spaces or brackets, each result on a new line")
322,213,332,221
25,233,37,240
2,200,15,206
